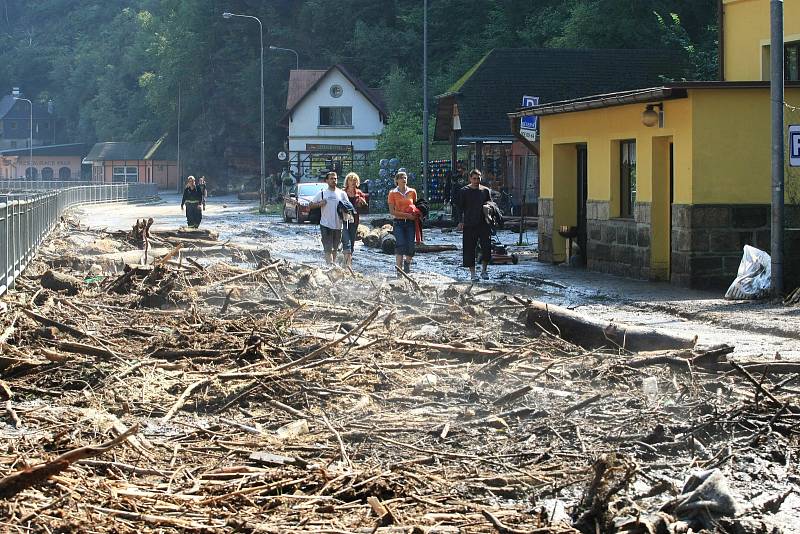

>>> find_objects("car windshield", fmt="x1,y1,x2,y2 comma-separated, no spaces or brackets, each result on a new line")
298,183,328,197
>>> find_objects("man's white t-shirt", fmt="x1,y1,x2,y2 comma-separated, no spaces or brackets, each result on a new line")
312,188,348,230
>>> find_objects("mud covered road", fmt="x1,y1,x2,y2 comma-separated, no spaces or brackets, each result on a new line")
76,194,800,363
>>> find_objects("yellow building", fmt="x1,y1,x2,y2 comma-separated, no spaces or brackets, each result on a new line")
512,0,800,289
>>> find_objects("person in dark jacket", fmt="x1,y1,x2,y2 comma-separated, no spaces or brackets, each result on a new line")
198,176,208,209
181,176,203,228
457,169,492,281
450,163,466,223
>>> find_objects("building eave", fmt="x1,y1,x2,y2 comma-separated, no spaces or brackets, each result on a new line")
509,87,688,118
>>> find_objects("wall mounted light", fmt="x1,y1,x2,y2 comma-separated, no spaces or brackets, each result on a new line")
452,104,461,131
642,103,664,128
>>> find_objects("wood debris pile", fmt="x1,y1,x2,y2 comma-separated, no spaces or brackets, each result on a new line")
0,219,797,533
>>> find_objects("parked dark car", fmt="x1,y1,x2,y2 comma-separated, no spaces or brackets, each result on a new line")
283,182,327,223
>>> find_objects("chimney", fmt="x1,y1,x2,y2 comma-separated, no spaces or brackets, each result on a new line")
11,87,20,97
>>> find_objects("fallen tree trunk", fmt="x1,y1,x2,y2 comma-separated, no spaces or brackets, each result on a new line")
151,228,218,241
41,270,82,295
525,301,697,352
416,243,457,253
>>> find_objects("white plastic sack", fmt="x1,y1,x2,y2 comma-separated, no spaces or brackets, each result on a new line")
724,245,771,300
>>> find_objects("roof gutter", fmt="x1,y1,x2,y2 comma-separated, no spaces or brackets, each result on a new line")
508,87,685,118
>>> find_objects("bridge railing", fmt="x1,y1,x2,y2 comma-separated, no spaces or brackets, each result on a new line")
0,183,158,296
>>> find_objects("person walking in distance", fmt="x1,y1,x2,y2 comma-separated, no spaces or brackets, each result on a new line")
457,169,492,281
198,176,208,210
308,171,348,265
342,172,367,269
388,171,419,275
450,162,466,223
181,176,203,228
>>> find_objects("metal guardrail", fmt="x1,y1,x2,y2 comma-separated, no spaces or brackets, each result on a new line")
0,180,92,191
0,183,158,296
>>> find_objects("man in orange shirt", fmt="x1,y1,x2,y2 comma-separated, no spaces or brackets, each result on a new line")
387,171,418,275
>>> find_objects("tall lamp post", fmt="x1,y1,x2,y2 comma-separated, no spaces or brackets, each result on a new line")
13,96,33,181
422,0,429,200
268,45,299,70
223,11,266,213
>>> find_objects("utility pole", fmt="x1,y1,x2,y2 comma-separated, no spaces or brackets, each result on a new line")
177,82,181,192
422,0,429,200
770,0,784,296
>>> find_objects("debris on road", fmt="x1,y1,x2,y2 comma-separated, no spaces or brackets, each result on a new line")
0,216,797,533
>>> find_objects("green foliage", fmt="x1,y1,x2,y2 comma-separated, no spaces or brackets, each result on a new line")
374,109,448,179
656,12,719,80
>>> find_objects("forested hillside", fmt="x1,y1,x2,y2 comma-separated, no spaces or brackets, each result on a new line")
0,0,717,183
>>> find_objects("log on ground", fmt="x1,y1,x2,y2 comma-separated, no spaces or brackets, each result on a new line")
525,301,697,352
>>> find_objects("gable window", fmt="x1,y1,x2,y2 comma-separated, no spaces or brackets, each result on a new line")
787,42,800,82
113,166,138,183
319,107,352,127
620,140,636,219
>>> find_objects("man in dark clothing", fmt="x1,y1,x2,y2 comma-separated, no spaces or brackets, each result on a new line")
457,169,492,281
181,176,204,228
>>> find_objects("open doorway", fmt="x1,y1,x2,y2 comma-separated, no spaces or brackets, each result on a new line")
576,144,588,266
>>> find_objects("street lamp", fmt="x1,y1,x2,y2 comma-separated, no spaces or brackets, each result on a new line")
268,45,299,70
422,0,429,201
222,11,266,213
13,96,33,181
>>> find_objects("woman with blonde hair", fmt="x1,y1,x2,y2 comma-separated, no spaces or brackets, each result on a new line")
341,172,367,268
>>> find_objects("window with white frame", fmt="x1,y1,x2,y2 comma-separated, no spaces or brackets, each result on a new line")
113,166,138,183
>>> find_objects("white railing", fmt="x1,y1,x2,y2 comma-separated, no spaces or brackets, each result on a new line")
0,183,158,295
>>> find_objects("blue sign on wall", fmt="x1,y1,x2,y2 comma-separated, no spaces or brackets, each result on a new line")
520,95,539,130
791,125,800,167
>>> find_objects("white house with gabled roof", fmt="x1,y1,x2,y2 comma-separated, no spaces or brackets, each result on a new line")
279,64,387,179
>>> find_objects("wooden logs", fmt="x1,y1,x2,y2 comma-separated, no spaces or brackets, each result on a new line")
525,301,697,352
41,270,82,295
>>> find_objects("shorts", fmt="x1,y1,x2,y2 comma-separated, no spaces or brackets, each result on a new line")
393,219,416,257
341,223,357,253
463,224,491,267
320,225,342,253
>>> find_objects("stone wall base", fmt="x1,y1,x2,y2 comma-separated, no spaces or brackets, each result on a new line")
672,204,800,289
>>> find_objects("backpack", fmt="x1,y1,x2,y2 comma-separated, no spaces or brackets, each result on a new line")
482,201,504,229
415,198,430,220
337,199,356,226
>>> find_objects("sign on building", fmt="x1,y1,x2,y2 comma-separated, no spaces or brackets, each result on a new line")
520,95,539,141
790,125,800,167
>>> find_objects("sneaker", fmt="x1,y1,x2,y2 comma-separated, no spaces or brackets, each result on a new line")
403,260,411,274
481,271,489,280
